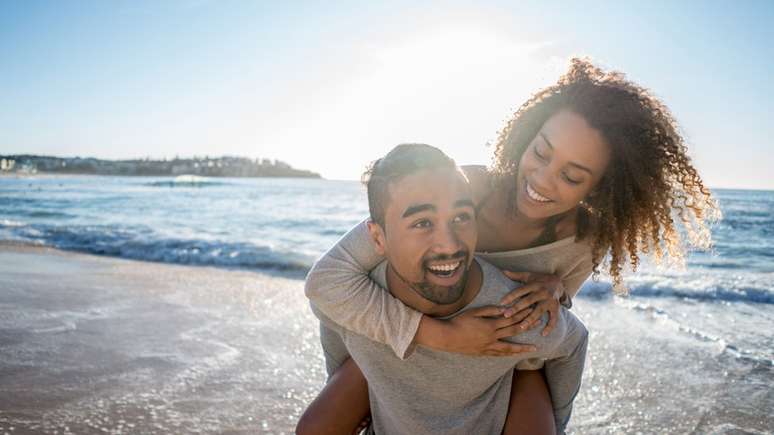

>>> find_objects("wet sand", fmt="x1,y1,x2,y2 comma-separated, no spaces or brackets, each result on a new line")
0,245,323,434
0,245,771,434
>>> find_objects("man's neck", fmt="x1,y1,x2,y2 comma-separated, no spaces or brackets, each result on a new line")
385,259,483,318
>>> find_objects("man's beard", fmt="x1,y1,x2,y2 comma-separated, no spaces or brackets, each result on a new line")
407,251,471,305
411,273,468,305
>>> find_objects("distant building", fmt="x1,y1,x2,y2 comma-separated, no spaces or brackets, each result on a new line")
0,158,15,171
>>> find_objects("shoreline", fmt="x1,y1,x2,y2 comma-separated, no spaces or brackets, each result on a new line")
0,245,771,434
0,240,311,280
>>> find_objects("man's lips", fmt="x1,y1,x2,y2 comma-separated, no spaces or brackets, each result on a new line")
426,260,462,273
424,255,466,279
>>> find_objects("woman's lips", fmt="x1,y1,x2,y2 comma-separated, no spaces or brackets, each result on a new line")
525,181,553,203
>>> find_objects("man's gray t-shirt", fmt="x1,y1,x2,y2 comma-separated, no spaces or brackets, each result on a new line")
316,258,588,435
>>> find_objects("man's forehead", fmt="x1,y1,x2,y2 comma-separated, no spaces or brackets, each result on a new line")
386,168,471,214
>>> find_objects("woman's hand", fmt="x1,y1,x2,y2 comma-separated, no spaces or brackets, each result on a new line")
498,271,565,337
416,307,537,357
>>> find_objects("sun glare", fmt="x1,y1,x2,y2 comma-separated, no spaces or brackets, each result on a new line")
266,27,561,180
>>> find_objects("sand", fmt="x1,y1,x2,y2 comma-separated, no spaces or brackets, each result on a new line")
0,245,771,434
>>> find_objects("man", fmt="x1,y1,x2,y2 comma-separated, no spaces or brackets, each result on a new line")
305,144,587,434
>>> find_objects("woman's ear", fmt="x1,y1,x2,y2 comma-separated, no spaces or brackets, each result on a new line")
366,220,387,256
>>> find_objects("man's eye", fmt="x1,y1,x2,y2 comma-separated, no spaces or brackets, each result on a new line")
412,219,432,229
453,213,472,223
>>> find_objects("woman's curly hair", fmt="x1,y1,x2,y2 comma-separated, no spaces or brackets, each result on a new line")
492,58,720,292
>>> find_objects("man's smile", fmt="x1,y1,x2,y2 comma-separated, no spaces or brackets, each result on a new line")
425,260,463,278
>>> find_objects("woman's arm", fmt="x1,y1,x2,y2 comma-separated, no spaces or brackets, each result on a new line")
305,220,423,359
306,220,536,358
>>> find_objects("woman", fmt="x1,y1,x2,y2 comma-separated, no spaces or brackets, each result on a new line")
298,58,719,434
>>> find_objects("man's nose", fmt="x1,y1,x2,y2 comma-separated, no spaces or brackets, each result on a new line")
432,224,462,254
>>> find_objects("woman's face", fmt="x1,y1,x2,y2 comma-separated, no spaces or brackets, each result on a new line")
515,110,611,221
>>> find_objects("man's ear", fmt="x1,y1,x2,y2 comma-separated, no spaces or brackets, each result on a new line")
366,220,387,256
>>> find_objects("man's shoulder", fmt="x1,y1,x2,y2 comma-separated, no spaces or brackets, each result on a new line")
472,257,520,303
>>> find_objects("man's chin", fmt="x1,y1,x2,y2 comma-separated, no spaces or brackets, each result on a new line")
421,273,468,306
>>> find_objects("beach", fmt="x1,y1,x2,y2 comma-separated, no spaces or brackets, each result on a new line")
0,244,321,434
1,175,772,434
1,244,771,435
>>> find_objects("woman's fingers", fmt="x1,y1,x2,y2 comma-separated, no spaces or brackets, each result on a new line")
516,300,553,330
468,305,506,318
499,285,534,307
493,316,518,330
484,341,537,356
541,304,560,337
494,322,535,339
499,281,542,306
486,309,535,342
499,280,559,309
501,270,533,283
507,289,552,314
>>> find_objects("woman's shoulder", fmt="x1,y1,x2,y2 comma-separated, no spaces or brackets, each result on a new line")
479,234,590,257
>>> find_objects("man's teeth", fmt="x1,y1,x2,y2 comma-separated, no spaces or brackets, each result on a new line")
526,183,552,202
427,261,461,272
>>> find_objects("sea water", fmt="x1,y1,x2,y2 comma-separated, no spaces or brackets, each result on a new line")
1,175,772,433
0,175,367,271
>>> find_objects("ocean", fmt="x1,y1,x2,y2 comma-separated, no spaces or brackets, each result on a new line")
1,174,772,433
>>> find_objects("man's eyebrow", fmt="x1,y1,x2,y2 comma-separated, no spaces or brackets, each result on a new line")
402,204,435,218
455,199,476,209
539,132,594,175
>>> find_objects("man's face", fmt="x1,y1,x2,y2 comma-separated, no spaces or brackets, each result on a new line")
369,167,477,305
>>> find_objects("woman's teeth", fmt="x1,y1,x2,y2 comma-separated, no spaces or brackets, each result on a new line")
526,183,552,203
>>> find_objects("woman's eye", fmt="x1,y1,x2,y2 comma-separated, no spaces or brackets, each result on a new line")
533,146,546,161
562,173,582,185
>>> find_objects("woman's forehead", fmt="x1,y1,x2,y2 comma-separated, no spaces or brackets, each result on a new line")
540,110,611,172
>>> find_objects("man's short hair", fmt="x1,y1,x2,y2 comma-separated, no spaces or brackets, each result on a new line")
362,143,458,227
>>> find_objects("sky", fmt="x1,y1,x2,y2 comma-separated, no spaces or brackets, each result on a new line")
1,0,773,189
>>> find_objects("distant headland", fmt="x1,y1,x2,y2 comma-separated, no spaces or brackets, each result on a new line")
0,155,321,178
